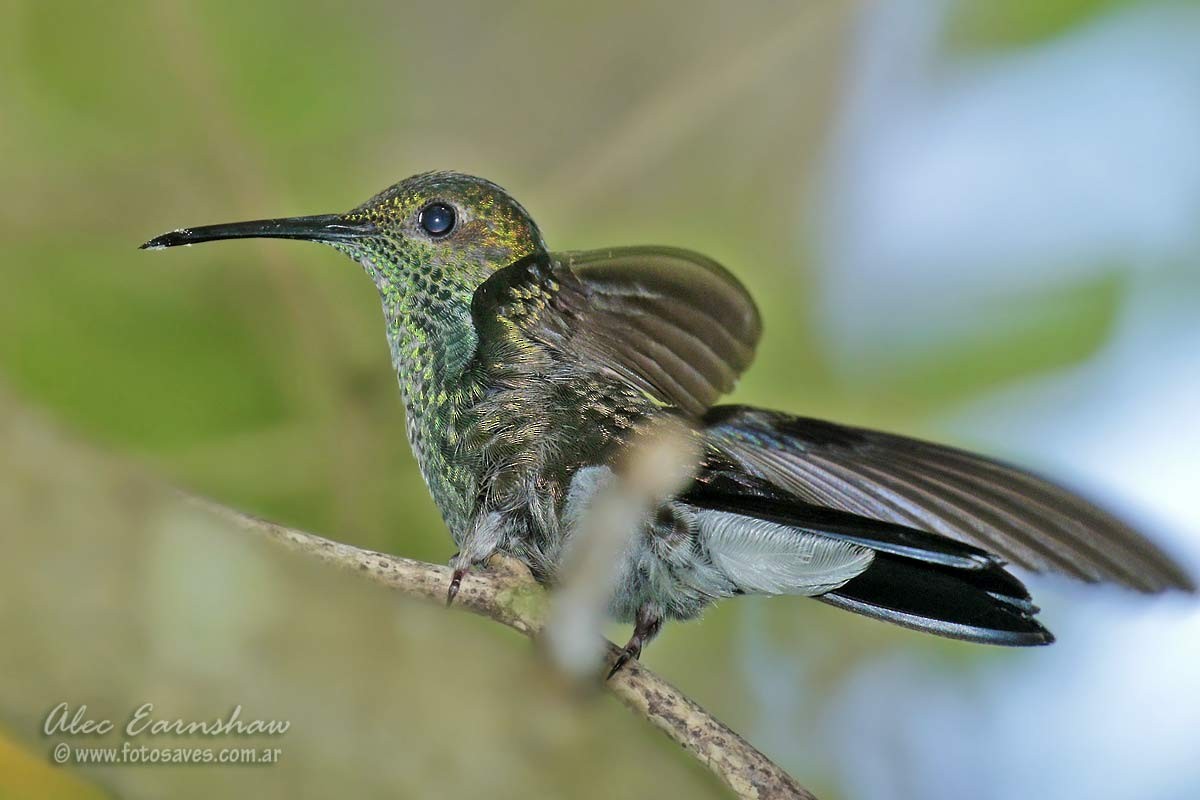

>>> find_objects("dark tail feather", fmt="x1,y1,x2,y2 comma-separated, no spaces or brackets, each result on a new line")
687,453,1055,645
820,553,1055,646
702,404,1195,593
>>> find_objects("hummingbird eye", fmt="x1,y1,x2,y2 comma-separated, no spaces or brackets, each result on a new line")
419,202,456,238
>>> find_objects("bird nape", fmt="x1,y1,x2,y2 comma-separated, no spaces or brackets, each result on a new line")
142,171,1195,675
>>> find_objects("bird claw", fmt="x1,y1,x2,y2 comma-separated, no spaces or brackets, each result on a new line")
446,567,466,606
607,605,661,680
606,640,642,681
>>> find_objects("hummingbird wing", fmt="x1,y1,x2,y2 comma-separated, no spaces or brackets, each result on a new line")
680,456,1053,645
471,247,761,415
701,405,1195,594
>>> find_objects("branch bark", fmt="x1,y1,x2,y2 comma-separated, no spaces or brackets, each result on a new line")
196,498,816,800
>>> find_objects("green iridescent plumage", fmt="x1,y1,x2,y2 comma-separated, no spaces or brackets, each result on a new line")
335,174,546,534
142,171,1193,674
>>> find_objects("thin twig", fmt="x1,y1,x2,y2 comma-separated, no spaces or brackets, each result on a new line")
193,497,816,800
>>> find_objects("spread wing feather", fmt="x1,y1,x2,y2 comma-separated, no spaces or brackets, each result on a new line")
703,405,1195,593
470,247,761,415
682,457,1052,645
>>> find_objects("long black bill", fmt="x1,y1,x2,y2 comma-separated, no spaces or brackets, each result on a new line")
139,214,376,250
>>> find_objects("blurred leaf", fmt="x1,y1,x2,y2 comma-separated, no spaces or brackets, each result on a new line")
947,0,1141,50
0,731,110,800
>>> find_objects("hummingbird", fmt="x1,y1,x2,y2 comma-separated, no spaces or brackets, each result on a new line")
143,171,1194,676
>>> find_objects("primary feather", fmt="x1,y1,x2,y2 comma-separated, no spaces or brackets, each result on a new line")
703,405,1195,594
681,446,1055,645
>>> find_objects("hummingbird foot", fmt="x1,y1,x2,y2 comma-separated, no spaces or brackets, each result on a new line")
606,605,663,680
446,513,509,606
446,567,466,606
445,547,489,607
606,640,643,680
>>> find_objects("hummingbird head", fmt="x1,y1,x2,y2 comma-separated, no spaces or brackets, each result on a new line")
342,171,546,294
141,171,546,301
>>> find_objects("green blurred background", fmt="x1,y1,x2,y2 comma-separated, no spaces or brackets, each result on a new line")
2,1,1196,798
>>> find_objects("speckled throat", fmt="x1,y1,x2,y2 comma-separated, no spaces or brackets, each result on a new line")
330,173,547,537
341,239,486,537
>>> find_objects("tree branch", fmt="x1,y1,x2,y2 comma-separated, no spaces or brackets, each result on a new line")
195,498,816,800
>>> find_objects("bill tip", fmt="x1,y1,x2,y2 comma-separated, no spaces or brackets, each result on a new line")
139,229,189,250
